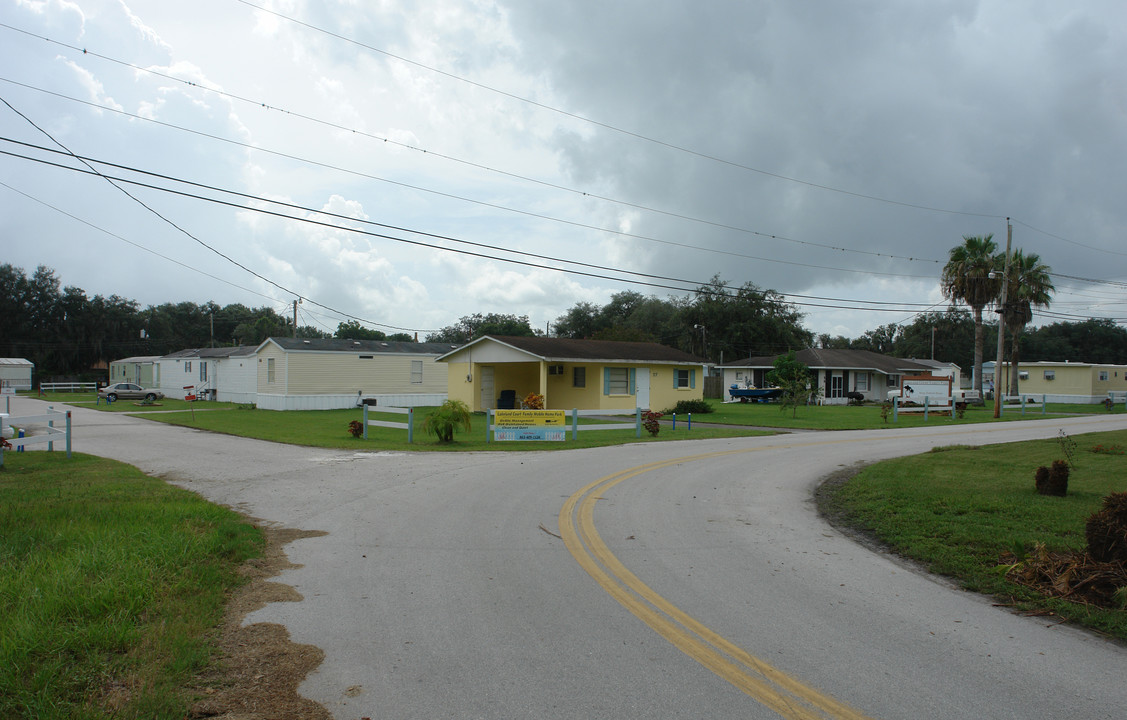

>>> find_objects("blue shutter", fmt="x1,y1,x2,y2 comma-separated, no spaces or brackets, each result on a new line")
603,367,611,395
673,369,678,389
629,368,636,395
690,369,696,389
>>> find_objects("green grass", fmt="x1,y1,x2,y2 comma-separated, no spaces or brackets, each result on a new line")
0,453,263,719
820,429,1127,639
24,391,242,414
135,406,774,450
696,398,1109,430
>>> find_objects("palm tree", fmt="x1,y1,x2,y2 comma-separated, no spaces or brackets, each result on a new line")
941,235,1002,398
1002,250,1054,396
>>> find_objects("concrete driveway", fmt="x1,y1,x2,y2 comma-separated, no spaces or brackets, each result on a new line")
14,396,1127,719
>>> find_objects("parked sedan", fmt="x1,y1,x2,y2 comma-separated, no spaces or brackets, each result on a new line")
98,382,164,402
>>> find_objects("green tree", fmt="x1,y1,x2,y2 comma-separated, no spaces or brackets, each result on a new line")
765,351,820,418
1001,249,1054,395
335,320,387,341
425,313,534,343
941,234,1002,398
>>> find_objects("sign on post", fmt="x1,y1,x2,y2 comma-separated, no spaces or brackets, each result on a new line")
493,409,567,441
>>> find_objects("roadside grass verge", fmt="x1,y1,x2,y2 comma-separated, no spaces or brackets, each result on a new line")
136,406,773,450
699,399,1098,430
819,429,1127,640
0,453,263,719
24,391,242,414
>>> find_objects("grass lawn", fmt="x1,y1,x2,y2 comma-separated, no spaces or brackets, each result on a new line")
0,452,263,720
132,406,774,450
696,398,1116,430
819,429,1127,640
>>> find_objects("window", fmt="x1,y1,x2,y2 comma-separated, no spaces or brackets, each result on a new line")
887,374,899,387
1044,370,1055,381
573,367,586,388
1099,371,1109,381
855,373,869,392
200,362,207,382
184,361,192,373
1018,371,1028,380
411,360,423,384
267,357,275,384
607,368,629,395
675,369,690,388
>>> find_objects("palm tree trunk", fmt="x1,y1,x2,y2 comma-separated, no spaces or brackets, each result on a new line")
1009,323,1022,397
972,306,984,397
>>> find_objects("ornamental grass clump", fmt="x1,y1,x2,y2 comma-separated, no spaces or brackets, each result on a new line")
1086,492,1127,563
1034,459,1069,497
422,399,473,443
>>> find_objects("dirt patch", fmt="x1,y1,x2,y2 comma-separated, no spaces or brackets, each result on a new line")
188,525,333,720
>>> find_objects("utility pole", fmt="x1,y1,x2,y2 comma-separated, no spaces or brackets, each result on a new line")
209,313,215,348
993,219,1012,418
293,299,299,339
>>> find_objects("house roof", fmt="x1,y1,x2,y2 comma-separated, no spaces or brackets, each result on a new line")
438,335,705,364
0,358,34,367
111,355,163,364
723,349,932,375
260,337,461,355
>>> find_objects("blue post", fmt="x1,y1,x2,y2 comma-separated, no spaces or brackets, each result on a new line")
363,404,369,439
572,408,578,440
688,412,692,431
17,429,24,452
924,396,929,421
1042,394,1046,415
407,407,414,444
672,413,677,430
893,397,898,422
1021,395,1026,416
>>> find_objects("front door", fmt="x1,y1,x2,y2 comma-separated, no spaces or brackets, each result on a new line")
479,366,494,410
635,367,650,410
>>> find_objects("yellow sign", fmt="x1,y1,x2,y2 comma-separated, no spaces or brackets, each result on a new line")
494,409,566,426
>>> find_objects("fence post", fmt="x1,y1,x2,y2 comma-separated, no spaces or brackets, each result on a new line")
1042,394,1046,415
48,406,54,452
924,396,929,421
672,413,677,430
486,409,492,443
893,396,898,422
0,413,6,467
66,411,72,459
407,407,413,444
572,408,578,440
363,404,369,440
635,407,641,438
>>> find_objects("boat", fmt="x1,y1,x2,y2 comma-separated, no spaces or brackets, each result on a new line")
727,385,783,403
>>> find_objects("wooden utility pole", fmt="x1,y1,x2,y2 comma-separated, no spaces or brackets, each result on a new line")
993,219,1012,418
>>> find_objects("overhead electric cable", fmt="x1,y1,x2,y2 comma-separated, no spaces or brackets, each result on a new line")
229,1,1004,220
0,23,946,266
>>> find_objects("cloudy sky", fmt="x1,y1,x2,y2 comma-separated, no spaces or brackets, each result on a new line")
2,0,1124,341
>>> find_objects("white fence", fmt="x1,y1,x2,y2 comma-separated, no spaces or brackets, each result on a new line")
0,406,71,466
362,404,415,443
39,382,97,393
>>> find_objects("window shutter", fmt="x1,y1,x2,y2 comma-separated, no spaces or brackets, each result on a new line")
690,369,696,389
603,368,611,395
629,368,636,395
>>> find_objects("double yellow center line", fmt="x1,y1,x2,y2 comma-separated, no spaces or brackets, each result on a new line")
559,448,874,720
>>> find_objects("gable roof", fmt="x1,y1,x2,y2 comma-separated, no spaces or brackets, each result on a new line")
723,349,932,375
259,337,461,355
438,335,705,364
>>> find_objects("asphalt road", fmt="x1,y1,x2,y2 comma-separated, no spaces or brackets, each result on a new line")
14,396,1127,719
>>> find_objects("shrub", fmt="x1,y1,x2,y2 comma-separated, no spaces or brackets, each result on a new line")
664,399,713,415
1086,492,1127,563
523,393,545,409
1034,459,1069,496
347,420,363,438
422,400,473,443
641,410,662,437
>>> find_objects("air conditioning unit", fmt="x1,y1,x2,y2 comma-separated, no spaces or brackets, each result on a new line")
548,364,564,375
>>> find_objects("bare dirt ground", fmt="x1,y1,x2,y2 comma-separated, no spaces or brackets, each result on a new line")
188,525,335,720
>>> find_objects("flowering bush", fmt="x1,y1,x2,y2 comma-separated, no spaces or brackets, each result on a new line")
523,393,545,409
642,410,662,436
347,420,364,438
1090,443,1125,456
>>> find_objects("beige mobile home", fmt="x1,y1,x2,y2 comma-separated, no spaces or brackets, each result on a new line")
255,337,456,410
984,360,1127,403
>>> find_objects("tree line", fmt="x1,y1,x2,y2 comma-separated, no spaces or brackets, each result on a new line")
3,262,1121,383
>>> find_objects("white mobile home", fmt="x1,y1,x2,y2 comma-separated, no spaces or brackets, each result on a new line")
0,358,33,392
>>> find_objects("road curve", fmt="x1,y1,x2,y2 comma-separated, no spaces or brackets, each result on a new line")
15,396,1127,719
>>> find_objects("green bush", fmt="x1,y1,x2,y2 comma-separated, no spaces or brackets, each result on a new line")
664,399,713,415
422,400,473,443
